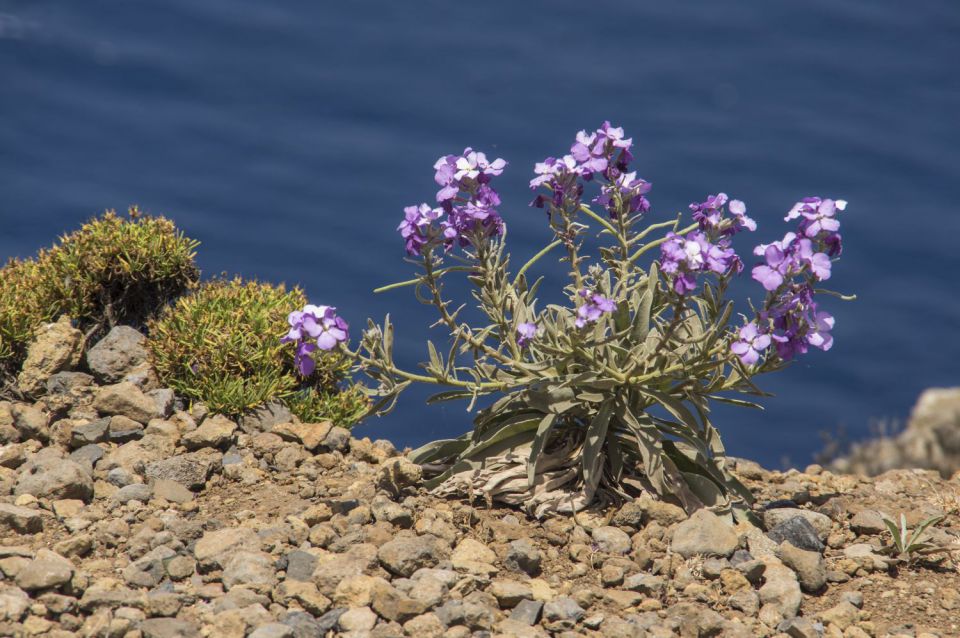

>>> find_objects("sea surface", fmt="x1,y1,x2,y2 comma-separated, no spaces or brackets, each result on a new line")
2,1,958,468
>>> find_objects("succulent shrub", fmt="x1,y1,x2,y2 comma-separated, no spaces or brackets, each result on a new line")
356,123,853,517
148,278,367,425
0,208,199,378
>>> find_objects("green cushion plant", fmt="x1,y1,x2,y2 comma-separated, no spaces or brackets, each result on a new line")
0,208,200,380
147,278,368,425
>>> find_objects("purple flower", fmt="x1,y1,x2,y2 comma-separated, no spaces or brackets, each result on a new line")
750,231,832,292
516,322,539,347
806,311,835,351
398,203,445,256
593,171,652,218
730,322,771,366
690,193,756,235
660,231,742,295
282,304,350,376
574,290,616,328
596,121,633,150
454,148,507,182
784,197,847,239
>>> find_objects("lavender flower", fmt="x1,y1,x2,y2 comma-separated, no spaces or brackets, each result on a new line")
574,290,616,328
785,197,845,238
660,231,742,295
398,204,445,256
593,171,652,218
691,193,756,235
516,322,539,347
730,322,771,366
282,304,350,376
751,231,832,292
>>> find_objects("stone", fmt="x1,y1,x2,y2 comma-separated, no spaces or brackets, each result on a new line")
490,580,533,608
504,538,542,576
112,483,153,503
378,535,449,577
591,526,631,554
222,551,277,593
182,413,236,450
0,503,43,534
0,443,25,469
542,597,584,630
284,550,318,583
147,388,175,417
9,403,49,441
371,496,414,527
322,426,351,452
70,419,110,447
248,624,295,638
281,610,335,638
758,560,802,621
767,516,825,553
623,573,666,596
69,444,105,469
818,600,859,630
779,542,827,592
638,495,688,526
239,401,293,434
94,382,162,424
779,617,821,638
106,466,137,487
369,580,427,622
376,457,423,495
144,453,216,490
510,599,543,625
151,479,194,503
15,550,73,591
45,371,94,395
108,415,144,443
850,509,887,535
403,613,445,638
763,507,832,540
276,581,332,616
164,556,196,581
272,421,331,451
194,527,260,570
14,456,93,502
86,326,149,383
728,589,760,616
17,316,82,396
671,509,739,558
452,538,498,574
338,606,377,632
139,618,200,638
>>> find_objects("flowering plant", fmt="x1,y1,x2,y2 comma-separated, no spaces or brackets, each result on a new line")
357,123,852,517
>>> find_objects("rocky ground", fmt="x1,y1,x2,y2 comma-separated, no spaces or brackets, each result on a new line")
2,320,960,638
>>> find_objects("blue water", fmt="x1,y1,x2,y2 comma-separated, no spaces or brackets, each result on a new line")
2,1,958,468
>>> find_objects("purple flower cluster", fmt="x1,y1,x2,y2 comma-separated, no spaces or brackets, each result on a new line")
729,197,847,365
281,304,349,377
574,290,616,328
398,148,507,256
660,194,754,295
529,122,650,218
516,322,539,347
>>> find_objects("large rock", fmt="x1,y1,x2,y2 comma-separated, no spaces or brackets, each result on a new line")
378,535,450,577
0,503,43,533
86,326,150,383
17,316,82,396
182,414,237,450
14,456,93,502
758,559,802,621
144,452,217,490
779,542,827,593
222,551,277,593
671,509,739,558
763,508,832,540
194,526,260,570
14,549,74,591
94,382,162,424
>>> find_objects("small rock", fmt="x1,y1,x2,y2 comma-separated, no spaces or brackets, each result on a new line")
194,526,260,570
144,453,216,490
182,414,236,450
671,509,739,558
818,600,859,630
376,457,423,495
17,316,82,396
778,617,821,638
0,503,43,534
850,509,887,535
542,597,584,630
758,561,802,621
108,415,144,443
248,623,295,638
779,542,827,592
70,419,110,447
239,401,293,434
151,479,194,503
451,538,498,574
490,580,533,608
591,526,631,555
273,421,332,452
766,516,825,553
112,483,153,504
510,599,543,625
338,606,377,632
504,538,542,576
222,551,277,593
14,456,93,502
15,550,73,591
86,326,150,383
378,535,449,577
94,382,162,424
763,507,833,540
0,443,26,469
139,618,200,638
322,426,350,452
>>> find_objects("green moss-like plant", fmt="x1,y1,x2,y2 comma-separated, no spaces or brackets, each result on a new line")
147,278,368,426
0,208,200,378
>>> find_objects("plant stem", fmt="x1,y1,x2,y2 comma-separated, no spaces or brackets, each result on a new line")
629,222,699,263
514,239,562,285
